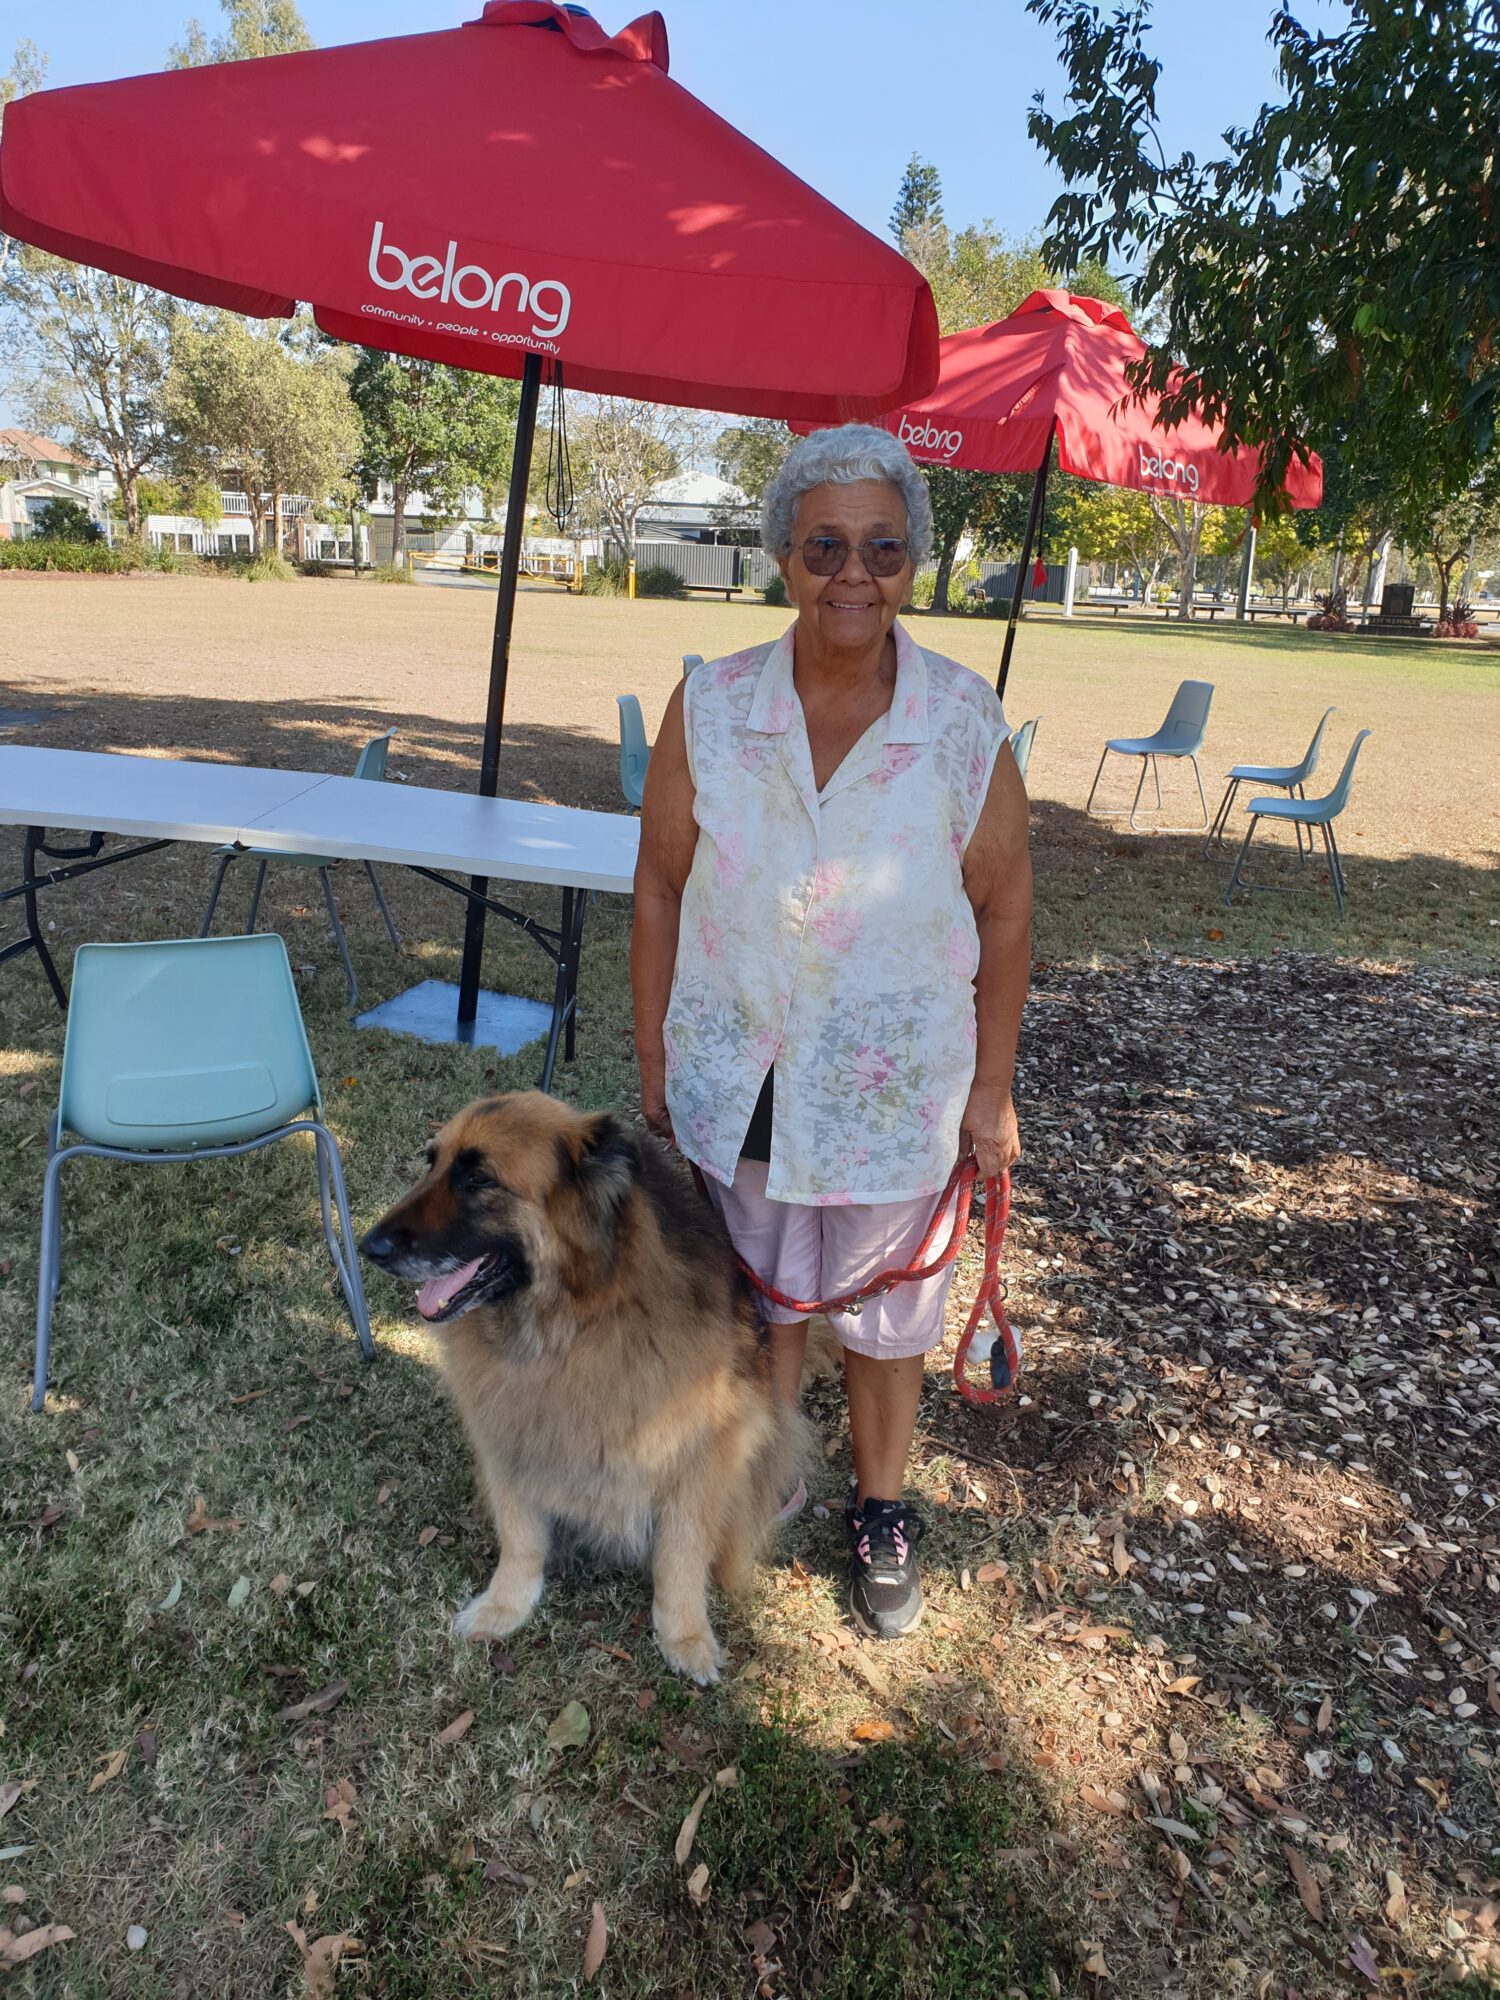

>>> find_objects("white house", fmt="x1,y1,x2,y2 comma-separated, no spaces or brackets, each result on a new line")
0,430,105,539
636,470,755,544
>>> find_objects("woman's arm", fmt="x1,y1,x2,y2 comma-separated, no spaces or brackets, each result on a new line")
629,680,699,1142
959,745,1033,1177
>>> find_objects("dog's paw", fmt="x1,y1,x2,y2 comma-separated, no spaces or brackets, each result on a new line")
655,1623,723,1686
452,1579,541,1642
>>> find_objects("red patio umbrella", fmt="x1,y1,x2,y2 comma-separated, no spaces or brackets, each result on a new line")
792,289,1322,694
0,0,939,1020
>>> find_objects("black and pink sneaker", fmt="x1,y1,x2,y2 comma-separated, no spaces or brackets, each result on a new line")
846,1495,926,1639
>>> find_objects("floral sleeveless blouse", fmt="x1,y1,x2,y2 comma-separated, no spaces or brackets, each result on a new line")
663,621,1008,1204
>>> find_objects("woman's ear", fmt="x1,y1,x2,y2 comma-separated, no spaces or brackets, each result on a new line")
777,553,798,605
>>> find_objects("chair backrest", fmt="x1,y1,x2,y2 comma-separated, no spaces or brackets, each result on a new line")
1007,717,1039,781
616,694,649,811
351,727,397,783
1318,728,1371,815
1159,679,1214,750
1290,706,1336,786
681,654,704,676
58,935,321,1151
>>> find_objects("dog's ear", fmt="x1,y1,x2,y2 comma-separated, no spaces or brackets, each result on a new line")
558,1111,640,1218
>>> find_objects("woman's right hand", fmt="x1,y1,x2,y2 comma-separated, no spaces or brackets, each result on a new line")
639,1070,675,1146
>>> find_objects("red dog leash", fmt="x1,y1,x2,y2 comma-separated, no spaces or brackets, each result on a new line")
689,1155,1020,1404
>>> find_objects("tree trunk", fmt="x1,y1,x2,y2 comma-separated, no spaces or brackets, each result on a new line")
271,489,283,560
119,470,140,539
931,536,959,614
1143,560,1159,603
391,479,409,565
1176,537,1199,619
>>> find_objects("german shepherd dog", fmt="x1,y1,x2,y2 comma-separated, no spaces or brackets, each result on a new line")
360,1092,806,1684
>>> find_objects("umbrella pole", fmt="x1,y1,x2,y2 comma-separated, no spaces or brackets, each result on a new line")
457,349,545,1026
997,418,1057,701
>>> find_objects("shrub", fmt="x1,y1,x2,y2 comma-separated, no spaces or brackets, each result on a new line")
299,558,336,579
1307,586,1354,634
0,536,131,573
1447,598,1480,638
370,560,414,584
30,497,103,544
581,557,629,598
908,568,936,609
634,563,687,599
762,574,788,607
244,552,297,582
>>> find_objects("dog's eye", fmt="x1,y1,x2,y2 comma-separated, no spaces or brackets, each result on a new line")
452,1148,499,1193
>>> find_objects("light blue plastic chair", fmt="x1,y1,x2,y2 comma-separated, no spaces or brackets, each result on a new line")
1086,679,1215,831
681,654,704,676
617,694,648,812
31,934,373,1412
1007,717,1040,782
1223,729,1371,918
199,728,400,1007
1206,706,1336,856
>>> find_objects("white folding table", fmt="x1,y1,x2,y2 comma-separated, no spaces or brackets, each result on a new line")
0,745,639,1089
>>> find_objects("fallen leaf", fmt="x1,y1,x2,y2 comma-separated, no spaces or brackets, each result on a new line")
275,1679,348,1723
65,1449,80,1474
1163,1675,1201,1696
870,1813,906,1836
0,1922,75,1968
563,1868,587,1891
185,1496,241,1535
375,1482,393,1505
1206,927,1224,943
1081,1784,1129,1816
850,1719,895,1743
0,1782,37,1823
1168,1731,1188,1762
156,1577,183,1612
1487,1672,1500,1720
227,1388,269,1406
268,1573,291,1597
1348,1933,1380,1984
745,1917,777,1955
136,1728,157,1769
714,1765,738,1790
284,1921,361,1999
1384,1870,1408,1924
1080,1944,1111,1978
1283,1845,1323,1925
545,1701,590,1753
1112,1531,1131,1577
227,1575,251,1611
635,1689,657,1712
482,1860,531,1890
675,1783,712,1867
0,1890,21,1907
283,1414,313,1434
1147,1816,1200,1842
686,1860,710,1907
582,1899,607,1981
436,1709,475,1747
86,1749,127,1794
976,1561,1009,1585
416,1526,439,1548
323,1778,357,1832
837,1858,861,1912
33,1502,65,1531
1316,1695,1333,1734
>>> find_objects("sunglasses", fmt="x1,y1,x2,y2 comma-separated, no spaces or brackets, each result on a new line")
794,534,910,578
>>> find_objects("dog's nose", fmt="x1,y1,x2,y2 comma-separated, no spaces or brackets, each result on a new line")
360,1225,397,1265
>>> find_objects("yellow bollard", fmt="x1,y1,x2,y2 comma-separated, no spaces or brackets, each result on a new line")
628,557,637,601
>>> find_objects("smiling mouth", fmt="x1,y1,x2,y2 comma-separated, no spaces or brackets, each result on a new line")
415,1254,500,1322
826,598,874,611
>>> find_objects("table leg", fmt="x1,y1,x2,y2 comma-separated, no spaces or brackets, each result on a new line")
535,884,574,1094
21,826,68,1010
563,886,587,1065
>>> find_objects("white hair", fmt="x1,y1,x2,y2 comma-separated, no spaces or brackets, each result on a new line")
761,423,933,565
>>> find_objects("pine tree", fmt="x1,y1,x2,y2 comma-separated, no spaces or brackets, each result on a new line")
889,155,944,245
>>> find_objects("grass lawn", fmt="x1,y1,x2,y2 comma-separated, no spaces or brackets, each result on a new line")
1,577,1498,1998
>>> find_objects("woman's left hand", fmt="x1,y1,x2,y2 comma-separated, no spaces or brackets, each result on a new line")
960,1082,1021,1181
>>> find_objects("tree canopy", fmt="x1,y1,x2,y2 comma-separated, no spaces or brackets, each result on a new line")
169,0,312,66
1025,0,1500,514
350,353,518,562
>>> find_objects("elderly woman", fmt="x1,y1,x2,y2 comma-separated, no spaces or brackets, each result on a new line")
631,424,1031,1639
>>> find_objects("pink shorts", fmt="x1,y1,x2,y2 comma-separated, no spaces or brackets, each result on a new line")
705,1159,960,1361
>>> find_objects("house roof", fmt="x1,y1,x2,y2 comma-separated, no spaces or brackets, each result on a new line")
0,428,91,469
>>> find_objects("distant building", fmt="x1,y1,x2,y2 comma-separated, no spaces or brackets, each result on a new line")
146,485,368,564
635,470,756,544
0,430,105,539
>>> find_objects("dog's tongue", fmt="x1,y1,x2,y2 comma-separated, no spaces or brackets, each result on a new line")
416,1257,484,1320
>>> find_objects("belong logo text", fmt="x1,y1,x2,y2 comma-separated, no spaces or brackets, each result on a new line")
897,413,964,461
367,221,571,338
1137,442,1199,493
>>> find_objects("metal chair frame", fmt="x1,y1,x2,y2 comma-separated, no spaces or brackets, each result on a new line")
1085,680,1214,833
1205,707,1337,859
32,1112,372,1413
1221,729,1370,920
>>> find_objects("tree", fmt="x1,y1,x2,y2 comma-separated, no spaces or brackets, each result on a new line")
570,398,706,555
166,313,358,555
1,41,47,277
1049,483,1171,598
31,497,102,544
1403,471,1500,624
2,254,172,536
350,353,518,564
1025,0,1500,513
169,0,312,66
890,154,945,245
714,419,789,510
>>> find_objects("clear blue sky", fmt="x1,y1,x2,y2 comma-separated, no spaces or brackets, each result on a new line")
12,0,1346,249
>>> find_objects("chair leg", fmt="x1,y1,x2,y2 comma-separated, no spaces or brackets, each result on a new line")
1187,754,1208,832
364,863,400,948
1224,815,1260,907
244,859,269,934
32,1130,69,1413
310,1123,375,1360
1126,756,1151,830
1321,821,1347,917
199,852,233,937
1151,755,1163,811
1084,746,1112,816
1205,777,1240,853
318,868,359,1009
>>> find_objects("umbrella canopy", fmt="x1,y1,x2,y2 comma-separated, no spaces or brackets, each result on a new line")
0,0,940,1025
0,1,938,421
791,289,1321,505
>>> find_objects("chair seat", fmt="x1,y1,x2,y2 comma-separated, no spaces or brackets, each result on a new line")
1227,762,1300,784
1106,734,1195,757
1247,792,1332,824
